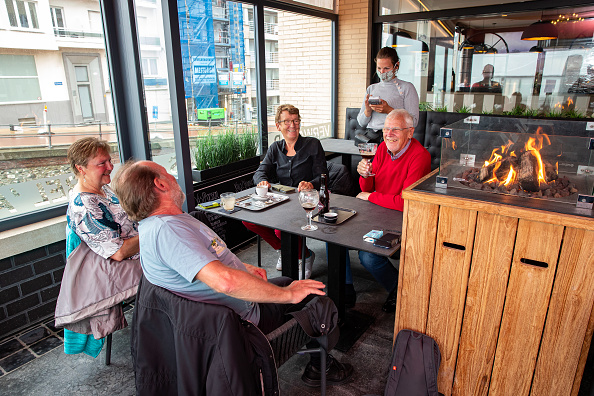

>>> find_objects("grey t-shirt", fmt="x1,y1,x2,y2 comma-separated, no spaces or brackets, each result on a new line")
139,213,260,324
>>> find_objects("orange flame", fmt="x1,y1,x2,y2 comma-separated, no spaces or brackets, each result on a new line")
502,166,516,186
452,141,457,150
524,131,547,185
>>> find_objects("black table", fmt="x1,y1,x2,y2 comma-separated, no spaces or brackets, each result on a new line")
320,138,360,172
197,187,402,319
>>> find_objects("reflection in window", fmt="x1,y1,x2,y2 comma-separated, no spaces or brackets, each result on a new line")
0,3,119,223
381,6,594,117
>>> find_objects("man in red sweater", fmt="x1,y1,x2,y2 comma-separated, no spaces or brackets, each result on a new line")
356,109,431,312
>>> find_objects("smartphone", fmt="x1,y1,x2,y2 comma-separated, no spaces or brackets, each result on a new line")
368,97,382,105
373,232,400,248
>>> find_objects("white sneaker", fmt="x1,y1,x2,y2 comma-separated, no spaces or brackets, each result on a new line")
302,250,315,279
275,250,282,271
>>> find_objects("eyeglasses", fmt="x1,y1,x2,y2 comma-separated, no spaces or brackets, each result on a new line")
383,127,412,133
279,119,301,126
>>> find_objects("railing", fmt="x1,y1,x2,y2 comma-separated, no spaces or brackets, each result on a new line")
215,31,229,44
266,79,280,90
53,28,102,39
139,36,160,46
212,6,228,19
248,21,278,35
265,52,279,63
0,123,117,149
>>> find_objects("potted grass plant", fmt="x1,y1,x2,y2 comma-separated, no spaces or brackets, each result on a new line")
192,126,259,182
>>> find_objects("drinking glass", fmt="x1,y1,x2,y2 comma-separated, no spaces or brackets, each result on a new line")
358,143,378,177
220,192,236,212
298,189,319,231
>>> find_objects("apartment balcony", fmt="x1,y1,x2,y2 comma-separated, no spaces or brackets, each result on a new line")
214,32,230,45
266,79,280,90
247,20,278,36
53,28,105,49
212,6,228,20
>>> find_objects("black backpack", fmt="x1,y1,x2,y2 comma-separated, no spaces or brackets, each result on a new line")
384,329,442,396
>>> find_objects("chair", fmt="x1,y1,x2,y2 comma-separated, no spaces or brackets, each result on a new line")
132,276,328,395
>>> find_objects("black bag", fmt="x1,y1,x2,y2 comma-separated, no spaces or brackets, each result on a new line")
384,329,441,396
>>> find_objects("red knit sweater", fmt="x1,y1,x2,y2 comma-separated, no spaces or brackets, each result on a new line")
359,138,431,211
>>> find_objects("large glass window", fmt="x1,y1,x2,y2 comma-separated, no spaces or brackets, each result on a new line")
0,2,119,224
381,6,594,117
379,0,531,16
262,8,333,144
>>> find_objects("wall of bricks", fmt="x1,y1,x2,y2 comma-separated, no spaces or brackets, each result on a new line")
337,0,371,137
0,242,65,340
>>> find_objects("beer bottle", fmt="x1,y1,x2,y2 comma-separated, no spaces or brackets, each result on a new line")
318,173,329,214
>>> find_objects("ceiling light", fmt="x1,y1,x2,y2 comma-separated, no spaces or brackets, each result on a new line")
529,46,543,53
521,21,558,41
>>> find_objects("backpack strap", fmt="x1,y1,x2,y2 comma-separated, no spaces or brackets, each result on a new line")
384,329,412,396
422,335,440,396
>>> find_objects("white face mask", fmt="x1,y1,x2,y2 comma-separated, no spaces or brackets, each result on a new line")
377,69,396,82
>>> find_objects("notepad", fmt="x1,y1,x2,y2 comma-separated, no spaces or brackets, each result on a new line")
270,184,295,193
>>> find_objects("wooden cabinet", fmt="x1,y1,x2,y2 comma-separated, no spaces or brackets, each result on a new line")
396,173,594,396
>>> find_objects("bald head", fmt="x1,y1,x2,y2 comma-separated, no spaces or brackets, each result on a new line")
112,160,164,222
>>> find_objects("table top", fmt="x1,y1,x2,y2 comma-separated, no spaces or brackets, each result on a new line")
200,187,402,257
320,138,361,156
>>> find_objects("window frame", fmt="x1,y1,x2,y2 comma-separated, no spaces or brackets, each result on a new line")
0,0,338,232
4,0,39,30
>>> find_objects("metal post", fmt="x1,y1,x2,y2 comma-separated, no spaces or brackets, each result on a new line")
47,124,52,149
98,121,102,140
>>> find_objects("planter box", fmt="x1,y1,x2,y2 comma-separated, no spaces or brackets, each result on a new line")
191,156,260,182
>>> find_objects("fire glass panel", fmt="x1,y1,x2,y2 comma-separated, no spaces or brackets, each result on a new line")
439,115,594,205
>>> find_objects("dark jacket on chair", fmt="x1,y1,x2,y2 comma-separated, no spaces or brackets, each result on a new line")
131,276,279,396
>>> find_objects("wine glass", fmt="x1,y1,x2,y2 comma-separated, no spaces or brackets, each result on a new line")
299,189,319,231
358,143,378,177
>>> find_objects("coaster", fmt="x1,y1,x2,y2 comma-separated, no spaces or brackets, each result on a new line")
218,207,242,214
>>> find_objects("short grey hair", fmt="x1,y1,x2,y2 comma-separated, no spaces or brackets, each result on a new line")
385,109,414,129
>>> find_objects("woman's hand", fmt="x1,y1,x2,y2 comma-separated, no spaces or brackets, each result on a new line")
257,180,271,189
110,235,139,261
369,99,393,114
357,159,372,177
298,181,314,191
364,94,373,117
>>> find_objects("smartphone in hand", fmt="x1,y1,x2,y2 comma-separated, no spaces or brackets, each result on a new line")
368,97,382,105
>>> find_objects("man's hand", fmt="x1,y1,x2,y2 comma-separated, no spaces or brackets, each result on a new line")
244,263,267,281
369,99,393,114
357,159,372,177
298,181,314,191
257,180,271,189
357,191,371,200
285,279,326,304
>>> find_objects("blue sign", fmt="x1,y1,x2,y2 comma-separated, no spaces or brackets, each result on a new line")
54,82,63,85
152,106,158,119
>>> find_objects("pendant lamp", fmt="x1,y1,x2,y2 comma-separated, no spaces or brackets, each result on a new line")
521,20,558,41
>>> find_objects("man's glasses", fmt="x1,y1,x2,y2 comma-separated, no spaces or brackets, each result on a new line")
279,119,301,126
383,127,412,133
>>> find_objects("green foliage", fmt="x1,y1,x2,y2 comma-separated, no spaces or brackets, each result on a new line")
507,105,526,116
193,126,259,171
433,105,448,112
562,109,585,119
481,109,494,115
419,102,433,111
546,110,563,118
523,108,540,117
457,105,471,114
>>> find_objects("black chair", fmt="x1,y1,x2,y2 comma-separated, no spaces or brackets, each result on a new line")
132,276,328,395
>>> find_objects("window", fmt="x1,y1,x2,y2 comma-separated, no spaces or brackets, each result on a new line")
50,6,65,34
0,54,41,102
4,0,38,29
0,6,119,226
378,5,594,116
142,58,159,76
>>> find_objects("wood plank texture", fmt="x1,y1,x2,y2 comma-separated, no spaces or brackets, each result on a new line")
402,188,594,231
489,220,564,396
452,213,517,396
532,228,594,395
426,206,477,395
572,300,594,396
394,200,439,338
